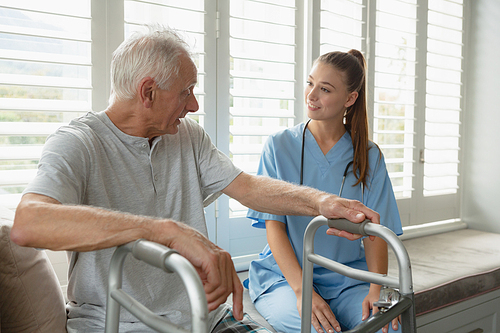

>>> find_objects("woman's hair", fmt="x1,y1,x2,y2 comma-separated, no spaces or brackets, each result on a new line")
315,50,375,188
109,25,191,104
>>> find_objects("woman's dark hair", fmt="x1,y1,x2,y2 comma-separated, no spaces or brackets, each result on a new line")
315,50,374,188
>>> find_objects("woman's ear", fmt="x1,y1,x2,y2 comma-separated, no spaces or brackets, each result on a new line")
345,91,359,108
139,77,156,108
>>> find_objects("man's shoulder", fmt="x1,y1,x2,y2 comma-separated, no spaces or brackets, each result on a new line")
176,117,211,144
47,112,107,148
179,116,204,133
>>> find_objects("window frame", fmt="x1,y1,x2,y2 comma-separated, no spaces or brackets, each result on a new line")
0,0,466,267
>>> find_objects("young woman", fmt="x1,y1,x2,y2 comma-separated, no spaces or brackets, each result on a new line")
246,50,402,333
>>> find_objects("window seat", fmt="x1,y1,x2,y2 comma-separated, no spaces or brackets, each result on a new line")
389,229,500,317
3,196,500,333
236,227,500,332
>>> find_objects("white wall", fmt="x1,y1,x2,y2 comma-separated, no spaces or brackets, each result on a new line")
462,0,500,233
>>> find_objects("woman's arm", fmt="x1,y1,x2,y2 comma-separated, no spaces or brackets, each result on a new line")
362,237,398,332
266,220,341,333
362,237,388,305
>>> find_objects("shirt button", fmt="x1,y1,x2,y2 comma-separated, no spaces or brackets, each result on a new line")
154,175,158,181
142,143,147,148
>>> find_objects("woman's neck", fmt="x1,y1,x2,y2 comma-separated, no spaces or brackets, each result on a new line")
307,120,346,155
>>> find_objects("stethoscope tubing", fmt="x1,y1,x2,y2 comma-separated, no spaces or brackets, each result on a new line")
299,119,363,201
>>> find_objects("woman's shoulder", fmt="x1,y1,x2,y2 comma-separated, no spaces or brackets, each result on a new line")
367,141,386,167
268,123,303,142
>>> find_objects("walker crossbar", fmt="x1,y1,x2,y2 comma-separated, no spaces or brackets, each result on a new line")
344,297,414,333
105,239,209,333
301,216,416,333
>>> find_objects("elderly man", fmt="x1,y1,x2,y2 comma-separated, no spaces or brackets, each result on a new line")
11,26,379,332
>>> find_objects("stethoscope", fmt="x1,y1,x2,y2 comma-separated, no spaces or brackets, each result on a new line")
299,119,364,201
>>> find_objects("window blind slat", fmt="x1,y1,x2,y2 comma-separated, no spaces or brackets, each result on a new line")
230,125,288,137
230,107,294,118
0,73,91,89
0,145,43,160
0,24,90,42
0,98,91,112
0,169,37,186
0,49,91,66
0,2,90,18
0,122,64,136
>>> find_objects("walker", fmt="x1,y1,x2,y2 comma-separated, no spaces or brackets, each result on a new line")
104,239,209,333
301,217,416,333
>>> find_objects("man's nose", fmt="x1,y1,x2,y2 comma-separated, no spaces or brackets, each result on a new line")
186,93,199,113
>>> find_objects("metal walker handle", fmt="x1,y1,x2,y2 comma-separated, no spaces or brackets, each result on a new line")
105,239,209,333
300,217,416,333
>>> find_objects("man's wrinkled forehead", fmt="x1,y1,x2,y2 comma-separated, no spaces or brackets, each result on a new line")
183,55,198,88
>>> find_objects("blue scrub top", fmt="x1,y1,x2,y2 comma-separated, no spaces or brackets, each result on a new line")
246,123,403,302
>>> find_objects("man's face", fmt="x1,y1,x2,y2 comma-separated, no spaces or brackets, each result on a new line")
150,54,199,136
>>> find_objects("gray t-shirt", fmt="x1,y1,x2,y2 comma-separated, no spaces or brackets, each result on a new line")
25,111,242,332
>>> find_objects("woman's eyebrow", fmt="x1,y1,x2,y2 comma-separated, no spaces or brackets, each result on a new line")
319,81,334,88
308,75,334,88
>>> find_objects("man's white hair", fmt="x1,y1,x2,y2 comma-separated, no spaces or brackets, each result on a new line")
109,25,191,104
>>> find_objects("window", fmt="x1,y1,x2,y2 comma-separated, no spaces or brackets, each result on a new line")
124,1,208,127
371,0,418,223
368,0,463,226
1,0,466,265
319,0,365,54
215,0,300,267
0,0,92,209
227,0,296,216
423,0,463,198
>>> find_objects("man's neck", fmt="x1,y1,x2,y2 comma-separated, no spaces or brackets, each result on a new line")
105,101,148,138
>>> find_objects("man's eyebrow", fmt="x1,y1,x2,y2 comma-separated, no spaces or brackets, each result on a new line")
189,76,198,87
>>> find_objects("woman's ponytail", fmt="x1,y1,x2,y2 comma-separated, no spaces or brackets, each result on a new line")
316,50,371,188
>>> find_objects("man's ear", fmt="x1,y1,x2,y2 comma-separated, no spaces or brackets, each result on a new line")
345,91,359,108
139,77,156,108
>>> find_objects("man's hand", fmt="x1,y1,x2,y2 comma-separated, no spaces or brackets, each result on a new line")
162,222,244,320
318,195,380,240
12,194,244,319
223,173,380,241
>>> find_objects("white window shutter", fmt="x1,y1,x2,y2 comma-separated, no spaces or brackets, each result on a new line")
228,0,297,217
320,0,365,54
423,0,463,197
124,0,207,127
372,0,418,200
0,1,92,209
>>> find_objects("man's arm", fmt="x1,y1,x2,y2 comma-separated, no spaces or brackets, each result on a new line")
12,194,158,251
11,193,244,319
222,173,380,239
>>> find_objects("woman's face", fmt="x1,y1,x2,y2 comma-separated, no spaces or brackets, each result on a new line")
304,62,357,124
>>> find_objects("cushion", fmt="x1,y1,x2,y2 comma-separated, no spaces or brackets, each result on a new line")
227,288,278,332
0,207,67,332
388,229,500,316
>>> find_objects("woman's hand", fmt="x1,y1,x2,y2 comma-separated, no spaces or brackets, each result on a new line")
298,290,341,333
361,286,399,333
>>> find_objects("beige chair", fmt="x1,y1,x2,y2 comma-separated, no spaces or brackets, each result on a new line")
0,207,67,333
0,207,208,333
